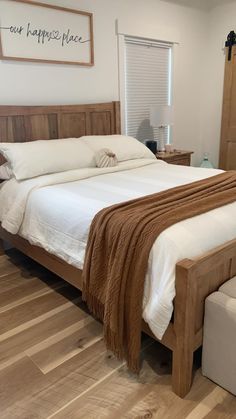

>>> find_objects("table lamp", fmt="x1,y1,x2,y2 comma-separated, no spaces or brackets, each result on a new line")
150,105,173,151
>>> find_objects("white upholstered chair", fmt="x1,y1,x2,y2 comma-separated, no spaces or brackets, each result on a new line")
202,276,236,396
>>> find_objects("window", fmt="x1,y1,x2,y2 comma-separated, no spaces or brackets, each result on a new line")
122,36,172,145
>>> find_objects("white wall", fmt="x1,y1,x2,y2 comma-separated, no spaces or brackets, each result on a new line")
0,0,210,166
200,2,236,168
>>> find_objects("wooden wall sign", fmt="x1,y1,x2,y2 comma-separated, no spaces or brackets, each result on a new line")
0,0,94,66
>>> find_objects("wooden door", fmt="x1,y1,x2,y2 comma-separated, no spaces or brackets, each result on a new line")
219,46,236,169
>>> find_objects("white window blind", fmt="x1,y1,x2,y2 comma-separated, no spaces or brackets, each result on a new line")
124,36,172,145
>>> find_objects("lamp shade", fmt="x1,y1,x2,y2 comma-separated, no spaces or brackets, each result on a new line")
150,105,173,127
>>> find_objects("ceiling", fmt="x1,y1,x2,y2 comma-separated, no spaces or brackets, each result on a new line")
161,0,236,11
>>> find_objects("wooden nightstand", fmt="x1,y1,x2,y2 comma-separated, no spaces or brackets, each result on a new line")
156,150,194,166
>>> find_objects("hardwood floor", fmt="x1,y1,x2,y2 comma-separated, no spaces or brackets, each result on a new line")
0,249,235,419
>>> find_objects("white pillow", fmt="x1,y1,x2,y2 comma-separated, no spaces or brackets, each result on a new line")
0,138,96,180
81,135,156,162
0,162,13,180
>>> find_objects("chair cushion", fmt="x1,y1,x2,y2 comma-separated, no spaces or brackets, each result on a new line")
219,276,236,299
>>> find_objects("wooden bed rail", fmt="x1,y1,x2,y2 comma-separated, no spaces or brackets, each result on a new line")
0,228,83,289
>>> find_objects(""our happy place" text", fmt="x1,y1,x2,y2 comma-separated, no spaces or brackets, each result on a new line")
0,22,90,47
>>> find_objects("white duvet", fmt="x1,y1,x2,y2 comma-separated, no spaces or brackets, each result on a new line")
1,159,236,339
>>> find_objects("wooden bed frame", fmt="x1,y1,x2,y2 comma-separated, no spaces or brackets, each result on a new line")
0,102,236,398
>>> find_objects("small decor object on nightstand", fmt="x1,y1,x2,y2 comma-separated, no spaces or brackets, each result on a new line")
145,140,157,154
150,105,173,151
165,144,174,153
200,153,214,169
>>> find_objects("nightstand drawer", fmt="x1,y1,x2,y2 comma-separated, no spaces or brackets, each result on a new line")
170,157,191,166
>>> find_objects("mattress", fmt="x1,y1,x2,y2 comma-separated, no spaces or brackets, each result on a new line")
1,159,236,339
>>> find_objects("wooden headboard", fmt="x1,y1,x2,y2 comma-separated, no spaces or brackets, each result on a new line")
0,101,121,164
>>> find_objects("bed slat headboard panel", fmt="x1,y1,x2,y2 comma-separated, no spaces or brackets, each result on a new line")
0,101,121,165
0,101,121,142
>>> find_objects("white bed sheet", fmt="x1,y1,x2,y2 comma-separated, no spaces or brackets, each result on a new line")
14,160,236,340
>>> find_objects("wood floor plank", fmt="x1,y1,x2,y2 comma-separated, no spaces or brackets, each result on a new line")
0,255,25,278
0,279,67,313
0,303,88,370
27,318,102,374
199,392,236,419
1,340,115,419
0,356,46,411
0,285,80,335
48,341,156,419
182,386,229,419
142,377,217,419
0,297,81,343
0,248,37,274
48,356,221,419
23,341,108,419
0,271,37,293
0,266,63,294
1,368,95,419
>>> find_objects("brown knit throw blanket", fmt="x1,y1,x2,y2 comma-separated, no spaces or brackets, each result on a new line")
82,171,236,372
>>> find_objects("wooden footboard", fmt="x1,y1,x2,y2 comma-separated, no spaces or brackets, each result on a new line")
143,238,236,397
1,226,236,398
172,239,236,397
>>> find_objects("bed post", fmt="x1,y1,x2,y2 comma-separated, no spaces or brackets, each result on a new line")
172,259,197,398
113,101,121,134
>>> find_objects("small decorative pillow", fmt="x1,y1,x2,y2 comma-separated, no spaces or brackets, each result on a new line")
95,148,118,168
0,162,13,180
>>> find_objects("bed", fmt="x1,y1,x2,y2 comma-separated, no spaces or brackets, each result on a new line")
0,101,236,398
